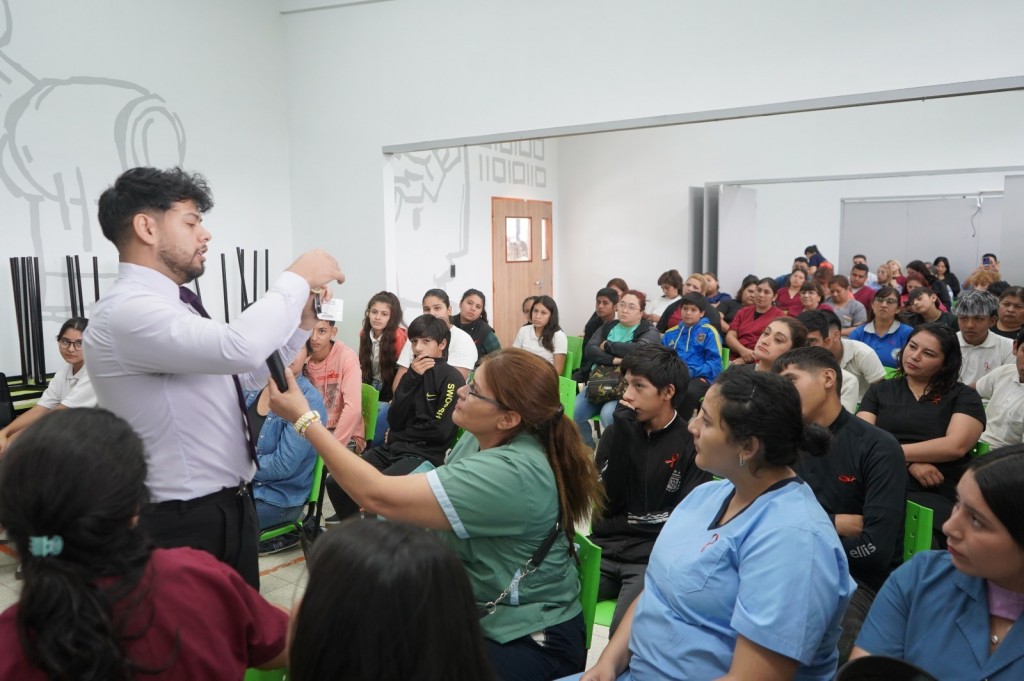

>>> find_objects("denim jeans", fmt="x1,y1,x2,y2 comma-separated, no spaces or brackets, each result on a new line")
254,499,304,531
572,392,618,448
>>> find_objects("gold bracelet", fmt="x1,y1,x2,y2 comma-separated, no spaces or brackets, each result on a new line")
293,411,321,437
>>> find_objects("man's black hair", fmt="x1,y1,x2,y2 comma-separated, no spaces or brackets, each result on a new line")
620,345,690,410
97,167,213,247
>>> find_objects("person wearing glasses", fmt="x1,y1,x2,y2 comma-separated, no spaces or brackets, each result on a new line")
0,317,97,455
849,287,913,369
325,314,464,522
269,348,603,680
575,290,662,448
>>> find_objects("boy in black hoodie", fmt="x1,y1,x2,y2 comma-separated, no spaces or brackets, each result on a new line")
326,314,464,520
590,344,713,634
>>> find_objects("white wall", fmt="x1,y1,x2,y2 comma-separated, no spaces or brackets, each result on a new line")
282,0,1024,342
0,0,293,374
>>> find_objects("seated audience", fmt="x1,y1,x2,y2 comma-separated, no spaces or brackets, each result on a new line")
452,288,501,362
964,267,1000,292
582,287,620,349
676,272,725,333
724,277,784,363
827,275,868,335
717,274,759,324
590,346,713,635
852,446,1024,681
775,348,907,660
521,296,538,323
956,289,1014,385
886,260,907,292
0,317,96,453
644,270,682,323
774,256,810,290
271,348,602,681
358,290,406,402
852,254,879,288
805,243,833,274
875,263,895,291
327,314,464,522
849,263,876,314
932,255,960,298
606,278,629,299
290,519,493,681
575,290,661,448
858,323,985,541
247,347,327,554
514,295,568,374
393,288,477,388
900,287,957,329
981,252,1001,274
776,267,808,317
574,369,854,681
906,259,952,310
975,329,1024,448
994,286,1024,339
745,316,808,373
0,409,287,679
799,280,833,313
799,309,885,407
305,320,365,452
850,286,914,369
661,293,722,388
703,271,731,306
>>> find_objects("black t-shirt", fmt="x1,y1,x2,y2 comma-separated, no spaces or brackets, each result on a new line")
794,409,907,591
992,325,1022,340
859,379,985,500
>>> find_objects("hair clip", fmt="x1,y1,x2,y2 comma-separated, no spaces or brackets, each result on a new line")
29,535,64,558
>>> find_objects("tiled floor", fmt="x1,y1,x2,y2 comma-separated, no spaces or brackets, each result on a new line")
0,504,611,670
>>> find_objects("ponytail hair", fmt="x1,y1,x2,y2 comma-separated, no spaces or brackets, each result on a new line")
714,368,830,471
0,409,160,681
481,349,603,536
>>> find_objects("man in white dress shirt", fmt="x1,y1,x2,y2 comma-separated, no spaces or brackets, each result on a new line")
85,167,343,587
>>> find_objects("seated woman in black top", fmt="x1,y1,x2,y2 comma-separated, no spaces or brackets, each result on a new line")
932,256,960,299
857,323,985,543
716,275,758,325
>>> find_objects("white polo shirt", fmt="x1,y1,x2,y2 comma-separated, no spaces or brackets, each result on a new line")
959,331,1015,385
838,338,887,402
975,364,1024,448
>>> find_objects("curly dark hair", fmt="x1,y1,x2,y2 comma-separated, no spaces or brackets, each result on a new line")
97,167,213,247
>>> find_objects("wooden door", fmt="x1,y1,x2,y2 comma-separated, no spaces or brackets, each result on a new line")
491,198,553,348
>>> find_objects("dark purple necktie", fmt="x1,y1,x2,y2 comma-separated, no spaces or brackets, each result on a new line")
179,286,259,467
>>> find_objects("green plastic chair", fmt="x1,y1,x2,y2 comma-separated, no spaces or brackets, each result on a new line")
567,335,584,361
971,440,991,457
594,598,616,629
558,375,577,420
574,532,601,649
361,383,380,441
259,455,325,560
563,349,581,379
244,668,287,681
903,500,934,562
721,346,730,370
883,366,900,380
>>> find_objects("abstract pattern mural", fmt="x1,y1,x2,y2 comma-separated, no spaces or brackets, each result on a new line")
0,0,187,323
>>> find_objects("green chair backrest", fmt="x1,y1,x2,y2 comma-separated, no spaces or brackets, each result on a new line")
563,350,581,379
361,383,380,440
883,366,900,380
567,335,584,360
244,668,287,681
971,440,991,458
721,346,730,369
574,532,601,649
259,455,324,544
558,375,577,420
903,500,934,562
